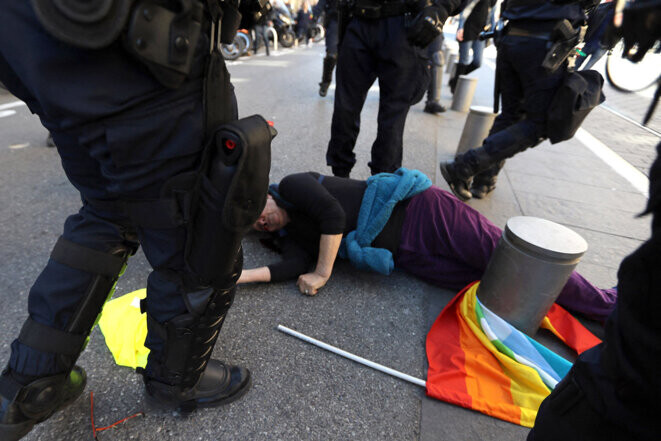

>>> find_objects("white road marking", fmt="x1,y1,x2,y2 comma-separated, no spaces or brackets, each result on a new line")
0,110,16,118
0,100,26,111
9,143,29,149
575,128,649,197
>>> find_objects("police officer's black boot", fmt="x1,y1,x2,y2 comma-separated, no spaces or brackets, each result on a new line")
141,286,251,413
470,174,497,199
440,148,493,201
470,161,504,199
0,367,86,441
319,55,336,97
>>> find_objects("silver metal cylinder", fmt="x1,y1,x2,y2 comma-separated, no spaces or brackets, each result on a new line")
477,217,588,336
441,44,451,67
456,106,498,156
445,53,458,74
450,76,478,112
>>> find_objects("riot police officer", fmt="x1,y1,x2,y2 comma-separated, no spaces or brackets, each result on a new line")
0,1,272,439
529,3,661,439
316,0,340,96
326,0,467,177
440,0,597,200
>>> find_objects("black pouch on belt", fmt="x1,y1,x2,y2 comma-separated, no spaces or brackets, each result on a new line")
162,116,275,289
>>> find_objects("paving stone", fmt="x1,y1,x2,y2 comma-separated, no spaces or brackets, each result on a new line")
515,192,650,241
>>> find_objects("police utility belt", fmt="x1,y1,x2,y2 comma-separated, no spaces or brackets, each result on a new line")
30,0,247,88
351,0,418,19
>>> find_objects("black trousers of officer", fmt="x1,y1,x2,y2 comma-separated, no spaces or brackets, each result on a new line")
0,1,222,381
325,17,339,56
464,34,566,183
326,16,429,176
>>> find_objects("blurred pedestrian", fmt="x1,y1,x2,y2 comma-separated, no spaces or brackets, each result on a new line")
296,2,314,45
254,2,274,56
448,0,495,93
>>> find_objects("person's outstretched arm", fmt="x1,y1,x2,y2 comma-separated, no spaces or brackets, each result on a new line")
296,233,342,295
238,266,271,283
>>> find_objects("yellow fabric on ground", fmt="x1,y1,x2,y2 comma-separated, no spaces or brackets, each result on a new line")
98,289,149,369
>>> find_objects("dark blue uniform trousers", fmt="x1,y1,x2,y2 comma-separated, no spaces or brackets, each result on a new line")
326,16,429,175
467,34,566,183
0,1,214,379
325,18,339,56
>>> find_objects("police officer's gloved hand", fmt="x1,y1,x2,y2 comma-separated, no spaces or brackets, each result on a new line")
406,4,448,48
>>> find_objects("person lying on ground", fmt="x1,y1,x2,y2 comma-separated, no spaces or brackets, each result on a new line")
238,170,617,322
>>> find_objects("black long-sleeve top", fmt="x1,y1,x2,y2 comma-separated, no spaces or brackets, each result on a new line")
266,172,409,282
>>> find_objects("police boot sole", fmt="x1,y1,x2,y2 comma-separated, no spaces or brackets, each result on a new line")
145,371,252,414
439,163,471,201
0,421,35,441
471,184,496,199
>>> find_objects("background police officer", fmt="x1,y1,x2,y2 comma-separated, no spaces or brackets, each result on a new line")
0,1,269,439
440,0,596,200
326,0,467,177
529,3,661,439
316,0,341,96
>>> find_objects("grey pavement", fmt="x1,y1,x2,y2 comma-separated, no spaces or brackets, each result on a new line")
0,37,656,441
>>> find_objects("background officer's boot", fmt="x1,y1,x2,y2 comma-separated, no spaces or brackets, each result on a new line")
449,63,468,94
470,161,504,199
440,148,493,201
141,286,251,412
0,367,86,441
319,55,336,97
424,57,446,114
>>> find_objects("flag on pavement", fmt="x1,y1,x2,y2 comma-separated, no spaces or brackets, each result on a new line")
425,282,600,427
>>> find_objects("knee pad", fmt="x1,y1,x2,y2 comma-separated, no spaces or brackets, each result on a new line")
162,115,274,289
16,237,132,370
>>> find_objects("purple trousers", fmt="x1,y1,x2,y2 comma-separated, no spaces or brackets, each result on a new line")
394,187,617,321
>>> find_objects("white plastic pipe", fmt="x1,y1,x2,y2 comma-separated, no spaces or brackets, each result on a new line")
277,325,427,388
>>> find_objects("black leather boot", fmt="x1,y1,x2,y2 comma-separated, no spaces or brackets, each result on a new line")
440,147,494,201
319,55,336,97
141,286,251,413
0,367,86,441
470,163,503,199
439,160,473,201
144,360,251,413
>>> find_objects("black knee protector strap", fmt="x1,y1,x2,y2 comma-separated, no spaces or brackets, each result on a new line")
15,237,130,370
163,115,273,289
142,287,235,386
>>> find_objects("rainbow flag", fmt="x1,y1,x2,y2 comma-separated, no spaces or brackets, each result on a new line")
425,282,601,427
